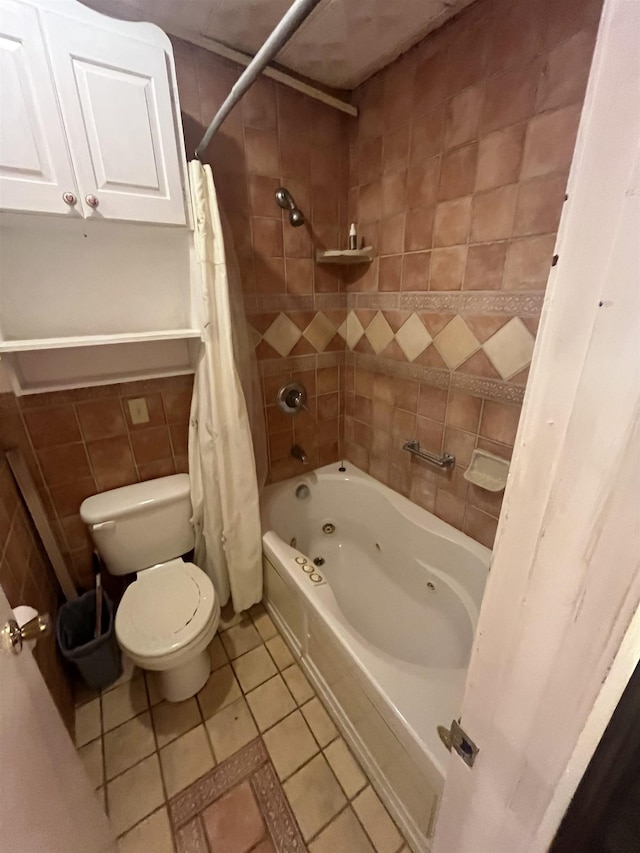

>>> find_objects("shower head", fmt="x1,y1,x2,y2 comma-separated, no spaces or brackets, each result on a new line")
275,187,305,227
288,206,305,227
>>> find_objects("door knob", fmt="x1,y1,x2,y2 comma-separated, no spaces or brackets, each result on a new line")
85,194,100,208
62,191,77,205
1,614,50,654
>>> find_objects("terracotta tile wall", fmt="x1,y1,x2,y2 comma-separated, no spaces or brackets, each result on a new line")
344,365,521,548
0,0,601,676
1,375,193,593
0,407,74,730
171,39,350,483
342,0,601,546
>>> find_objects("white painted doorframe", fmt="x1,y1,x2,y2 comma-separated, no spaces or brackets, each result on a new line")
433,0,640,850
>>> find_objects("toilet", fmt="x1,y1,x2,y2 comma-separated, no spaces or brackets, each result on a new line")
80,474,219,702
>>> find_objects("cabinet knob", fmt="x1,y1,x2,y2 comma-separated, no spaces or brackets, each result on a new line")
62,191,77,206
85,194,100,209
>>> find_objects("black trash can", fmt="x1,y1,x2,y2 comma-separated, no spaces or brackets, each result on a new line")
56,590,122,691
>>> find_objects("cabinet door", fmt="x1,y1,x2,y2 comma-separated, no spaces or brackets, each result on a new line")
41,10,187,225
0,1,79,215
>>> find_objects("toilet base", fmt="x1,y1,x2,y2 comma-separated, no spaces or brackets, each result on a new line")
156,648,211,702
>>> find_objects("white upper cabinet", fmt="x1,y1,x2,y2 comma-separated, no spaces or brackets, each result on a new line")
0,0,188,225
0,1,78,215
41,10,187,224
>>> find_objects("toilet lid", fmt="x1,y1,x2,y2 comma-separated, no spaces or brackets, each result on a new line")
115,559,216,659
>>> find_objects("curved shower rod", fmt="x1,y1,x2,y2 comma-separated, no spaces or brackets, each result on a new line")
196,0,323,157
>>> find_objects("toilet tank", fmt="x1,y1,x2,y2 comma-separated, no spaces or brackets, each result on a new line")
80,474,195,575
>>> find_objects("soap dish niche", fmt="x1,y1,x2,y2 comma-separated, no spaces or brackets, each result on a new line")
463,449,510,492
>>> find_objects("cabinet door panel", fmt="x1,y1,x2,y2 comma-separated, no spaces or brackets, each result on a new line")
0,1,78,215
42,11,186,225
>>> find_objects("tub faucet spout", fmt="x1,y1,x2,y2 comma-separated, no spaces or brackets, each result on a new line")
291,445,308,465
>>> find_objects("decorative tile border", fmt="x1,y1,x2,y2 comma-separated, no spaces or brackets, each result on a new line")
250,295,314,314
345,290,545,317
347,292,401,310
343,309,533,379
346,351,526,404
451,371,526,404
251,763,306,852
248,291,537,398
398,292,460,312
245,293,346,316
259,351,345,375
346,351,451,389
459,291,545,317
314,294,348,311
249,291,542,373
169,738,306,853
175,818,209,853
243,295,258,315
170,737,268,829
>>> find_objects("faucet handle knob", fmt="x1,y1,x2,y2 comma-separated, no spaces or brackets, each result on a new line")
277,382,308,414
290,390,309,411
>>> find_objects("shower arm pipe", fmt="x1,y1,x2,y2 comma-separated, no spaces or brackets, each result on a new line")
195,0,322,157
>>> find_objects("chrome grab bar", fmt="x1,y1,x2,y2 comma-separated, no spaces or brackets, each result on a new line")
403,440,455,469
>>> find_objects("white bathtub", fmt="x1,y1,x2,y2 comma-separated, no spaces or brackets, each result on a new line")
261,462,490,851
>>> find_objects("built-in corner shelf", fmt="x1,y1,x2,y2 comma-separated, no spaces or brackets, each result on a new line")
316,247,374,265
0,329,202,353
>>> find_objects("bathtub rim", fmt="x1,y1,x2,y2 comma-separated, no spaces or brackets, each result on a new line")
261,460,492,568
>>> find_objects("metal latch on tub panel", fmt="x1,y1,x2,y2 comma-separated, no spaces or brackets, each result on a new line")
437,719,479,768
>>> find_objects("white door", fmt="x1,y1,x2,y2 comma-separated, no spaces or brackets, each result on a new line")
0,0,79,216
40,8,186,225
0,584,116,852
432,1,640,851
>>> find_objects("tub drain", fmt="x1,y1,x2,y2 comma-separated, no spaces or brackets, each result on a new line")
313,557,325,566
322,523,335,534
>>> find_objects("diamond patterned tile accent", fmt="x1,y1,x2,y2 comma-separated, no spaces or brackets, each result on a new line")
482,317,535,379
395,314,432,362
345,312,365,350
251,305,536,381
262,313,303,357
304,312,337,351
433,316,480,369
364,312,394,355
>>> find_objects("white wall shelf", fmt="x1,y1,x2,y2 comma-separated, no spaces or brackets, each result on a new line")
2,333,202,395
0,329,202,353
316,247,374,265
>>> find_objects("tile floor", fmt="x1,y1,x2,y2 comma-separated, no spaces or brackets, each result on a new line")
75,602,410,853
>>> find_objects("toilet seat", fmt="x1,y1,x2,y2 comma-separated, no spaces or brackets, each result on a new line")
115,559,216,661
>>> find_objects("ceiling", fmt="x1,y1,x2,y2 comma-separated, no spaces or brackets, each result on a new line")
81,0,475,90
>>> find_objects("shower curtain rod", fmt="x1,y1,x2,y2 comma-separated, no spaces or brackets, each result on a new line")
195,0,322,157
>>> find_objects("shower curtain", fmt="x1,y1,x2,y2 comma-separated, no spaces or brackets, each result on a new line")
188,160,263,613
